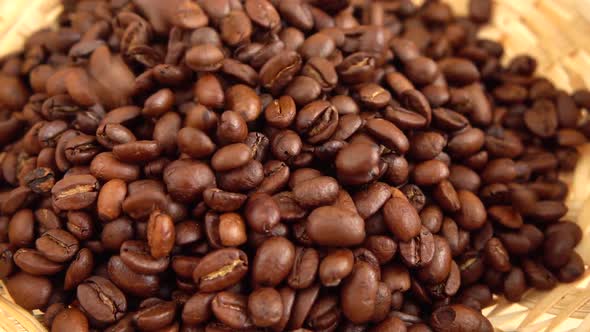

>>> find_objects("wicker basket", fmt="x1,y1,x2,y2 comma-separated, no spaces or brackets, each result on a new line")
1,0,590,331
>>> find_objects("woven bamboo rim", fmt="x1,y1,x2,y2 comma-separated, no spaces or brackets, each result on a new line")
1,0,590,331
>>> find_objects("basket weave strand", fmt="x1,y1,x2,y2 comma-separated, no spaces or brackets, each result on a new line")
1,0,590,331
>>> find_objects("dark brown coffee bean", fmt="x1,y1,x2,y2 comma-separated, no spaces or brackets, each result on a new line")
487,205,523,229
341,260,378,324
399,227,435,268
307,206,365,247
503,267,527,302
383,195,422,242
61,248,92,291
453,190,486,230
288,247,319,289
107,255,160,297
182,292,216,325
14,248,63,275
101,217,134,252
51,307,88,332
484,237,511,272
248,287,283,327
193,248,248,292
203,188,247,212
6,272,52,310
164,160,215,203
522,259,557,290
524,100,558,138
134,300,176,331
417,236,452,284
430,304,493,332
77,276,127,324
412,160,450,186
244,192,280,233
177,127,216,159
260,51,302,95
186,44,225,72
557,251,585,282
253,237,295,286
36,229,79,263
51,174,99,210
90,152,140,182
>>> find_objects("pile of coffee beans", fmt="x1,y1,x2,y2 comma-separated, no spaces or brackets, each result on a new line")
1,0,589,331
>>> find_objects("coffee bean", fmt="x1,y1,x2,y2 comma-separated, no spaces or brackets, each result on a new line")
342,260,379,324
164,160,215,203
36,229,79,263
14,248,64,275
248,287,283,327
107,255,160,297
77,276,127,324
193,248,248,292
288,247,319,289
288,283,320,329
177,127,216,159
253,236,295,286
399,227,435,268
383,196,422,242
6,272,52,311
431,304,493,332
212,291,253,329
64,248,93,291
244,192,281,233
182,292,216,325
51,307,88,332
51,174,99,210
186,44,225,72
307,206,365,247
134,300,176,331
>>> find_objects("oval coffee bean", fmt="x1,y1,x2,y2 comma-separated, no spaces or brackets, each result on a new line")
193,248,249,292
307,206,365,247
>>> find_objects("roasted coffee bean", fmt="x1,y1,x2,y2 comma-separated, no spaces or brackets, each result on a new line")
107,255,160,297
265,96,297,129
97,179,127,222
253,236,295,286
295,100,339,144
77,276,127,324
307,206,365,247
431,304,493,332
204,188,247,212
399,227,435,268
64,248,93,291
6,272,52,311
36,229,79,263
51,174,99,210
417,236,453,284
212,291,253,329
90,152,140,182
248,287,283,327
193,248,248,292
182,292,216,325
288,247,319,289
383,196,422,242
164,160,215,203
14,248,63,275
342,260,379,324
522,259,557,290
454,191,487,230
244,192,281,233
8,209,35,247
134,300,176,331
